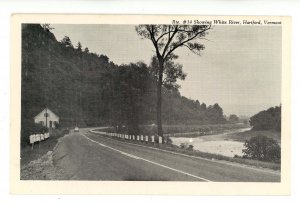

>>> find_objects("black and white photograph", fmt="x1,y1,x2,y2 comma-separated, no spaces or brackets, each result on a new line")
10,14,291,195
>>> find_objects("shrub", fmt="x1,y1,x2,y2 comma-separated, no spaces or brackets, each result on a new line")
242,135,280,162
50,128,70,139
165,136,173,145
21,119,49,146
187,145,194,151
54,121,61,129
180,143,188,149
179,143,194,151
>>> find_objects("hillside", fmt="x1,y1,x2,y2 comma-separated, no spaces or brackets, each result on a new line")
21,24,227,136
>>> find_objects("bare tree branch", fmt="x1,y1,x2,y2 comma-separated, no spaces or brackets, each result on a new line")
162,26,178,58
147,26,161,58
164,25,211,59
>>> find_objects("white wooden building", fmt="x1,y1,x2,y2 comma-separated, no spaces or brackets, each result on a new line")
34,108,59,128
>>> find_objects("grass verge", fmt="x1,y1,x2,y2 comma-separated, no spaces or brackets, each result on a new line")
20,128,70,166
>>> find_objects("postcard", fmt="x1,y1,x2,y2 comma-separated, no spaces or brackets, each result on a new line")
10,14,291,195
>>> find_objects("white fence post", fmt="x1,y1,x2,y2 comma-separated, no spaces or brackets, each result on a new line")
145,136,148,142
151,136,155,143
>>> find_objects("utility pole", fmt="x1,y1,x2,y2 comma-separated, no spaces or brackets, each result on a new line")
45,107,48,128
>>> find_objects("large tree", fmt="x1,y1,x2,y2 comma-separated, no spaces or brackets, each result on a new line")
149,55,186,90
135,24,211,137
249,105,281,131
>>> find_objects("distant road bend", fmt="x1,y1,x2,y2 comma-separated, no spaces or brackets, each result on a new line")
52,128,280,182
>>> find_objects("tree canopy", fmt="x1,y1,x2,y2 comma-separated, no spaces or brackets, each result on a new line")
136,24,211,137
21,24,226,141
135,25,211,60
249,106,281,131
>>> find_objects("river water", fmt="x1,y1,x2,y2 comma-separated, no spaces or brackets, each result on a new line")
170,127,251,157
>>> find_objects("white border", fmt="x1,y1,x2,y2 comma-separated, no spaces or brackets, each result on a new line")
1,0,300,203
10,14,291,196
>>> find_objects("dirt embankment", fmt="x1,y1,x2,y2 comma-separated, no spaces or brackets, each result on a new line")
21,137,69,180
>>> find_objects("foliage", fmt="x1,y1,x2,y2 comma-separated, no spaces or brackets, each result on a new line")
76,41,82,52
21,24,226,139
21,119,48,146
165,136,173,145
180,143,194,151
228,114,239,123
110,62,151,135
242,135,281,162
135,25,211,57
135,25,211,136
149,55,186,90
249,106,281,131
60,36,73,48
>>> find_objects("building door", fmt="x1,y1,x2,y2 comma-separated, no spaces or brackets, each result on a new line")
49,121,53,128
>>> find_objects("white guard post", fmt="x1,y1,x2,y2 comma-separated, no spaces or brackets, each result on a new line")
159,136,162,144
29,132,50,150
29,135,34,149
151,135,155,143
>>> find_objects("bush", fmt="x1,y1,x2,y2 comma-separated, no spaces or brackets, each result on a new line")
165,136,173,145
21,119,49,146
242,135,280,162
50,128,70,139
179,143,194,151
187,145,194,151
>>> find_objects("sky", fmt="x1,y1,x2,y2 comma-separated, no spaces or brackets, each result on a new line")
51,24,282,116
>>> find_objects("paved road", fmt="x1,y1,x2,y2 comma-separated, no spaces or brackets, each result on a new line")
52,128,280,182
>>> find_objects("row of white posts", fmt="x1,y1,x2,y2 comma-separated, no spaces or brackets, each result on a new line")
29,133,50,149
90,130,163,144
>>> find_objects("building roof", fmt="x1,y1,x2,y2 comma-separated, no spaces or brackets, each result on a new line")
34,107,59,120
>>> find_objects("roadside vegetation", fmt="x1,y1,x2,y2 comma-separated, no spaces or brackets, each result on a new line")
92,105,281,168
21,128,69,166
88,131,280,171
242,135,280,163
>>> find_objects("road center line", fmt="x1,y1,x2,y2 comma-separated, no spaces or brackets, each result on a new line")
80,133,212,182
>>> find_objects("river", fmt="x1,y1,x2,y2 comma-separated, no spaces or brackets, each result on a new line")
170,127,251,157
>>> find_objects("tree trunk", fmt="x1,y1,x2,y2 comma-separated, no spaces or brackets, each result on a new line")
156,60,164,138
